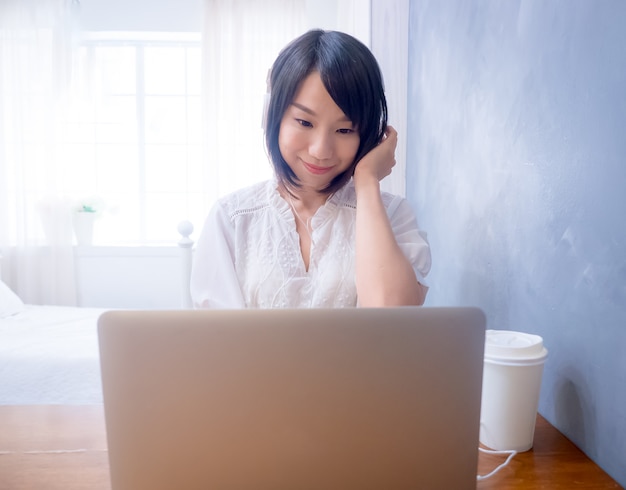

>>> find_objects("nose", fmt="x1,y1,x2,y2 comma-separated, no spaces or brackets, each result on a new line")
308,131,333,161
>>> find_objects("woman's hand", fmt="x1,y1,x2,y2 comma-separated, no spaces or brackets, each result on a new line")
352,125,425,306
353,125,398,183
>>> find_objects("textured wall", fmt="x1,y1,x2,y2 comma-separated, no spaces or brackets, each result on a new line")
405,0,626,485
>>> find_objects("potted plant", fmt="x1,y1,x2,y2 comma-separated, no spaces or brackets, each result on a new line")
73,200,102,246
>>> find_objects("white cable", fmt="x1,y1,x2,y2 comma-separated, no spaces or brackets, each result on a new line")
2,445,516,481
0,449,106,455
476,447,518,481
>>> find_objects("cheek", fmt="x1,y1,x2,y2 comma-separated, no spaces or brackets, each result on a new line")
278,123,299,158
340,137,361,162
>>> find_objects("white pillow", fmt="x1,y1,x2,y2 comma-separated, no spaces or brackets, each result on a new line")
0,280,25,318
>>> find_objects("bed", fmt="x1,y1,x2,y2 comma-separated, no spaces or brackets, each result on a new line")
0,221,194,405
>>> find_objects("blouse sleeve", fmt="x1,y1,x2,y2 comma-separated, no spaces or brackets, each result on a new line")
387,197,432,288
190,202,246,309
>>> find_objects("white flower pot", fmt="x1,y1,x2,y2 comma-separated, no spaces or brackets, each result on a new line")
73,212,96,246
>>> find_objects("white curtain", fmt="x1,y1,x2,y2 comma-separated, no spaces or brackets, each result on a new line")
202,0,306,198
0,0,308,304
0,0,79,304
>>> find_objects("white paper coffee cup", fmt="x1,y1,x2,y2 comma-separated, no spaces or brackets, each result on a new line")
479,329,548,452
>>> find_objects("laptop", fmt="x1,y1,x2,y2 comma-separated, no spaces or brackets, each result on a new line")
98,307,486,490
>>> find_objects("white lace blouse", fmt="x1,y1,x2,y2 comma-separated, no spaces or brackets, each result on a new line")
190,179,431,309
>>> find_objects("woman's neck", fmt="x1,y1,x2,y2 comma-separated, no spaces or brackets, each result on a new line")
279,184,327,217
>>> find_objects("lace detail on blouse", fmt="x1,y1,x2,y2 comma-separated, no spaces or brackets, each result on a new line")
190,179,431,309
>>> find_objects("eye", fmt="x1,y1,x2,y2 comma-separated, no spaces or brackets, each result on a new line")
296,119,312,128
337,128,355,135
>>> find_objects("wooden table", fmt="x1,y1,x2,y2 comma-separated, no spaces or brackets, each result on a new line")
0,405,621,489
477,415,622,489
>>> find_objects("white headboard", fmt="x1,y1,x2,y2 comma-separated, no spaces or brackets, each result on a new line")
177,220,195,308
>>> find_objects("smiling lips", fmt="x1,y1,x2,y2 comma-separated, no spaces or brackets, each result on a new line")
303,161,333,175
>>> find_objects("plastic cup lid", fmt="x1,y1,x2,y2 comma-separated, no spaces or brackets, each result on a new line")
484,329,548,361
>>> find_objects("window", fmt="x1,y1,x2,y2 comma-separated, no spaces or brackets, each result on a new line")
61,32,207,244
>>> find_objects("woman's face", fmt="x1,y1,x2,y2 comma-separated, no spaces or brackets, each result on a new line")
278,71,360,192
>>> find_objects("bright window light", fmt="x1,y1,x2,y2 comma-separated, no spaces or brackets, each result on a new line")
61,32,207,245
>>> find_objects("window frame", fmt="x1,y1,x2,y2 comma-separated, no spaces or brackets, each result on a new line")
65,31,203,245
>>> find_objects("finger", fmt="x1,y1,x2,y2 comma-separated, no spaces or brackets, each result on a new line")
385,125,398,138
383,127,398,148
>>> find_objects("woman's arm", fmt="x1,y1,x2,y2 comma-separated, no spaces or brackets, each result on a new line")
190,203,246,309
353,126,427,306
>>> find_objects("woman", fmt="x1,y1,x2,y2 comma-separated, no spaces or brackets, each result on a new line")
191,29,431,308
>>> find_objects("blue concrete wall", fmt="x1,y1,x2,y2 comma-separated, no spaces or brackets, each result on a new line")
406,0,626,485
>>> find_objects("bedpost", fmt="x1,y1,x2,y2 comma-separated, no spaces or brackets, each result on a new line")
177,221,195,309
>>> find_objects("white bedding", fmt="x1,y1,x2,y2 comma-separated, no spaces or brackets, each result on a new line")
0,305,106,405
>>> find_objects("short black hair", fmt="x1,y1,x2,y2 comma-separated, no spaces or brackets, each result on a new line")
264,29,388,195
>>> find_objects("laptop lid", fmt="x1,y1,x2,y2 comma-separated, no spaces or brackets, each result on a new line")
98,307,485,490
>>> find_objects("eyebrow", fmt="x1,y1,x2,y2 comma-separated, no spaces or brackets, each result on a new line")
291,102,352,123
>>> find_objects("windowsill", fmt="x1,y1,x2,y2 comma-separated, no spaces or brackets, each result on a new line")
73,245,181,258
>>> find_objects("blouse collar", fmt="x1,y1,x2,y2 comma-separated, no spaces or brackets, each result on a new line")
268,177,356,225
